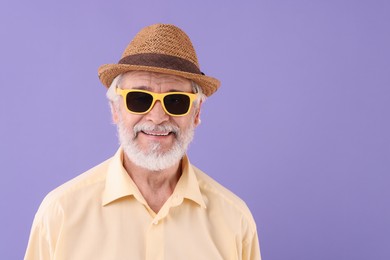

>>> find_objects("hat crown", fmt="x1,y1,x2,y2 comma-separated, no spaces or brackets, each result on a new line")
98,23,220,96
121,24,199,68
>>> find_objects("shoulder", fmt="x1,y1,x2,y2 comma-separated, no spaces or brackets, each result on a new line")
191,164,257,230
33,157,111,221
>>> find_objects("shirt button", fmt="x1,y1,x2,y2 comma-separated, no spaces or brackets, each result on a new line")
153,220,158,225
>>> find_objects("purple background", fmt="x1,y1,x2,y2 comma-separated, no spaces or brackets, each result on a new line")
1,0,389,259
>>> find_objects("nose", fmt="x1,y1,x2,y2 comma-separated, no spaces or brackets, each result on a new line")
145,100,169,124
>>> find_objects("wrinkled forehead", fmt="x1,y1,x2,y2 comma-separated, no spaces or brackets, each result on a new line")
119,71,192,91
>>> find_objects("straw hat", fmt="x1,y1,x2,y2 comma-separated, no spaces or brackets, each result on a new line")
98,24,220,96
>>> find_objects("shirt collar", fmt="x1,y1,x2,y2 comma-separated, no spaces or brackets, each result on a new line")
174,155,207,209
102,147,206,209
102,148,144,206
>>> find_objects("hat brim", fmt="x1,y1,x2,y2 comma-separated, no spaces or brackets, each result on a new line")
98,64,220,97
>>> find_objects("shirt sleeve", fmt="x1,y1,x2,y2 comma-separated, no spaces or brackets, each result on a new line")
242,228,261,260
24,219,52,260
24,200,64,260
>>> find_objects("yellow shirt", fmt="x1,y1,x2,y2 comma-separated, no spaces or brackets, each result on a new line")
25,148,261,260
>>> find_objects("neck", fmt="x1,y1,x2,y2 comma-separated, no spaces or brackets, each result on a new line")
123,155,182,213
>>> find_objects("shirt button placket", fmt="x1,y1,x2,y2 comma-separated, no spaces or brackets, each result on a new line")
145,217,164,260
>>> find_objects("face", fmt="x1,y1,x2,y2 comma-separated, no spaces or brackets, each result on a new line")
112,71,201,171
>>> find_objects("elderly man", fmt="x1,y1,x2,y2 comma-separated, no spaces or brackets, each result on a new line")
25,24,261,260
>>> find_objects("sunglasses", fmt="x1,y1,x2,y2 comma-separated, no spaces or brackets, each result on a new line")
116,88,198,116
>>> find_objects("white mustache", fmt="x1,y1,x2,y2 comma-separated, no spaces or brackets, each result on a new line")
133,122,180,137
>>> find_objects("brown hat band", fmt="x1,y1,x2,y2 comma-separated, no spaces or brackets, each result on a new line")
119,53,203,75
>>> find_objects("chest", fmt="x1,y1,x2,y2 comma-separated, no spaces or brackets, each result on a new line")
54,201,242,260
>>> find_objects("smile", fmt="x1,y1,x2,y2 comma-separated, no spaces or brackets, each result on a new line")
141,131,172,136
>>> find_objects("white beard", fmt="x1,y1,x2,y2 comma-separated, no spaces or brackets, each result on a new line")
117,118,195,171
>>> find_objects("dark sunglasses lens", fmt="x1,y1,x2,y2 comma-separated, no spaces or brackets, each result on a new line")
164,94,191,115
126,92,153,113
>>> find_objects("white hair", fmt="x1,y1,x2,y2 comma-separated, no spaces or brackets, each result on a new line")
106,74,122,104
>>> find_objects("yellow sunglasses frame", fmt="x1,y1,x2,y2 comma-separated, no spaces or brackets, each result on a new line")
116,88,198,117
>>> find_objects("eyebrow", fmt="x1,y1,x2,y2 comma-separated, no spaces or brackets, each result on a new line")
131,86,150,90
130,86,187,93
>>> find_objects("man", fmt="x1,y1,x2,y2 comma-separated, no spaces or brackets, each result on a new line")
25,23,261,259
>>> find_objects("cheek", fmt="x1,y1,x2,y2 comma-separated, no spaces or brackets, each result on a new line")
116,108,143,129
175,114,197,131
112,101,129,124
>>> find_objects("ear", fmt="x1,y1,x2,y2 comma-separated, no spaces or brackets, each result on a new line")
110,102,119,124
194,101,203,126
